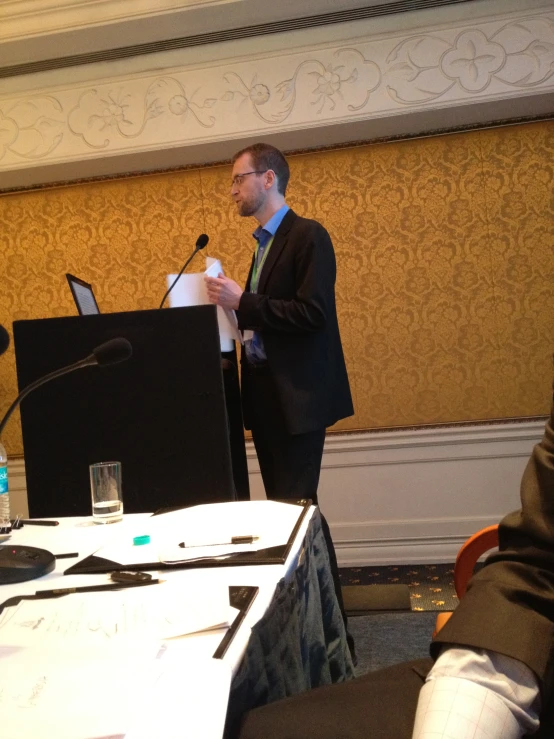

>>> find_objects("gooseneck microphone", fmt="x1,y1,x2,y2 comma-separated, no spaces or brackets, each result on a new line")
0,325,9,356
159,233,209,309
0,336,132,585
0,337,132,439
91,337,133,367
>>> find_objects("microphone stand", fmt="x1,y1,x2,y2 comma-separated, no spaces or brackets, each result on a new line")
0,339,132,584
159,248,201,309
0,360,97,585
0,355,97,439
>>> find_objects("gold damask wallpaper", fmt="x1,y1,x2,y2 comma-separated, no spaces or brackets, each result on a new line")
1,121,553,455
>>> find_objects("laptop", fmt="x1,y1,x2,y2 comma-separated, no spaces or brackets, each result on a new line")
66,273,101,316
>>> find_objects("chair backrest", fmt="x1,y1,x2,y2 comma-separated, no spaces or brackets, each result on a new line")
454,524,499,598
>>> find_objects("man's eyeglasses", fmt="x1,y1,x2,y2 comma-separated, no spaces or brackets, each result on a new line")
231,170,268,187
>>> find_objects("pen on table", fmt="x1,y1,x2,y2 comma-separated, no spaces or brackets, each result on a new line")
12,519,59,527
179,535,260,548
35,579,162,597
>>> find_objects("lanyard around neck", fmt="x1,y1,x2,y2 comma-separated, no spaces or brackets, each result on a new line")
250,234,274,293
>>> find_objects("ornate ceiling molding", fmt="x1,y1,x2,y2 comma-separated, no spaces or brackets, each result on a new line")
0,3,552,190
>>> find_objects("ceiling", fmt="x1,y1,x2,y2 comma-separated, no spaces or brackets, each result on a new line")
0,0,476,75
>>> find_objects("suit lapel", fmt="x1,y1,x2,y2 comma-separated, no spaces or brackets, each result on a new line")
257,209,296,293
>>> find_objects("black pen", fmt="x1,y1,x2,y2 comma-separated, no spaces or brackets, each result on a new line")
179,535,260,548
17,519,59,527
35,580,162,597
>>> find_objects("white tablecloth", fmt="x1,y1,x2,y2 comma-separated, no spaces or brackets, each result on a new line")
0,505,314,739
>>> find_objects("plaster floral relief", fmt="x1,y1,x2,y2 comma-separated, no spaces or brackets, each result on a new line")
0,97,64,161
0,11,552,168
68,77,217,148
221,48,381,124
386,18,554,103
442,31,506,92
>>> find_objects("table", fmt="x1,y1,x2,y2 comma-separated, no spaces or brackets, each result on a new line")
0,504,353,738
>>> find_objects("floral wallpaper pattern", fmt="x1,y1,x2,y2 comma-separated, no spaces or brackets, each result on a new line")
0,121,553,455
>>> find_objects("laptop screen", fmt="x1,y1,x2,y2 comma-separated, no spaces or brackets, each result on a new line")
66,273,100,316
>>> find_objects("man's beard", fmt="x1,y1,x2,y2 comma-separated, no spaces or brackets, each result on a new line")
237,191,265,217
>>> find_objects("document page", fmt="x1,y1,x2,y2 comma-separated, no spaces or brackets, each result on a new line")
0,583,231,647
0,644,231,739
167,256,241,350
126,656,231,739
157,499,304,563
0,643,162,739
92,499,305,566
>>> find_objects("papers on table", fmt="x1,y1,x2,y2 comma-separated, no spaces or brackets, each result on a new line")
0,500,310,739
125,655,231,739
158,500,298,563
167,256,242,350
91,500,302,566
0,582,232,647
0,643,231,739
0,644,161,739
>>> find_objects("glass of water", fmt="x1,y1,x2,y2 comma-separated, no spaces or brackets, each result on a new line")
89,461,124,524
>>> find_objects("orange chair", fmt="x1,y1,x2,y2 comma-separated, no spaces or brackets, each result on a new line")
433,524,499,637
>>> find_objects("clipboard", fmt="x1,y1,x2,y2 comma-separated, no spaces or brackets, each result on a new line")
64,500,312,576
213,585,259,659
0,585,258,653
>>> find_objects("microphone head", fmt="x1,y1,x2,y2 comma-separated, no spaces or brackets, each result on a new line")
92,338,132,367
195,234,209,250
0,325,9,356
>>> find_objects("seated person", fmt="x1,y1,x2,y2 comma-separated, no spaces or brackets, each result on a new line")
239,378,554,739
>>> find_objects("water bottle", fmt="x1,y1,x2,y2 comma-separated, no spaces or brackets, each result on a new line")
0,441,10,527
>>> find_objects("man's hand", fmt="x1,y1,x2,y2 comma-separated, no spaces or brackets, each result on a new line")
205,273,243,310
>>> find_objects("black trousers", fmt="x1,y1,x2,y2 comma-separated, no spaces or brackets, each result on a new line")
239,658,432,739
244,364,355,661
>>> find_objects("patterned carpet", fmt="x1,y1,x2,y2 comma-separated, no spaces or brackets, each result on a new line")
339,563,459,612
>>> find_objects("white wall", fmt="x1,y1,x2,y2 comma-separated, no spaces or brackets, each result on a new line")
247,420,544,565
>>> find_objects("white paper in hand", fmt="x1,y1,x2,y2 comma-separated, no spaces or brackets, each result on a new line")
205,258,242,346
166,257,241,349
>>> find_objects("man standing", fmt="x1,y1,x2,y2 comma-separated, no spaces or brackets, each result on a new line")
206,143,354,658
205,142,353,503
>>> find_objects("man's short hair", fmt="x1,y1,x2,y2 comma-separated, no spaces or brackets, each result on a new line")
233,143,290,195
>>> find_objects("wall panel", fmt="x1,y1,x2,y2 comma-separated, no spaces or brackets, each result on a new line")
0,120,553,456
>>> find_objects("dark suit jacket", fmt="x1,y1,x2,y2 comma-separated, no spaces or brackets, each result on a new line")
236,209,353,435
433,381,554,736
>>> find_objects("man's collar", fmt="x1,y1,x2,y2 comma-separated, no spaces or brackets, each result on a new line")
253,204,289,240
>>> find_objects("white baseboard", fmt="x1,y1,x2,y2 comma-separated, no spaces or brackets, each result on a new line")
247,420,545,566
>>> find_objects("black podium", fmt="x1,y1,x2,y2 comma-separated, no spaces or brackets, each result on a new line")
13,305,249,517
